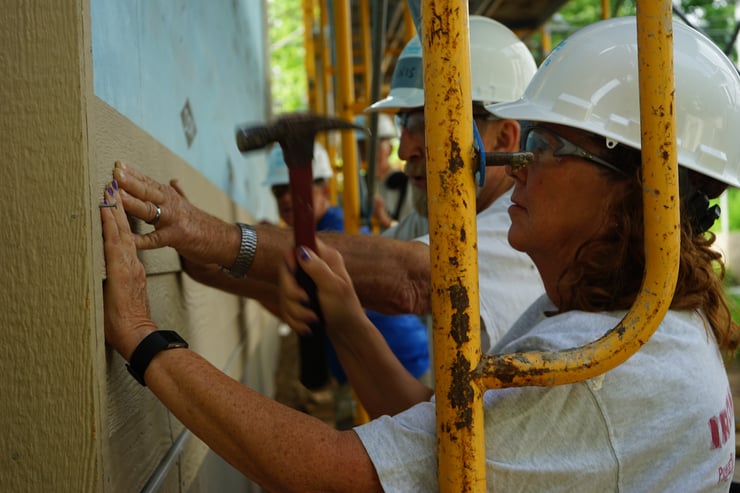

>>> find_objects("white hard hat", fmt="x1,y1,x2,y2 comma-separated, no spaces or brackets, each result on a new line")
366,35,424,110
469,16,538,105
263,141,333,186
366,15,537,111
354,113,398,141
486,16,740,188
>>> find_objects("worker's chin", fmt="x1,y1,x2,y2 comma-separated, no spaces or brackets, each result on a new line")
411,187,429,218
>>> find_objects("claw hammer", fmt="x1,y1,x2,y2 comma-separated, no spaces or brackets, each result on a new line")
236,112,365,389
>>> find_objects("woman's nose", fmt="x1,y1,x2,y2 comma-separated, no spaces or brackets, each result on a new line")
505,162,528,181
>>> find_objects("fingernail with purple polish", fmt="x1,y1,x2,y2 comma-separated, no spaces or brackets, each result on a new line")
107,187,114,196
112,179,119,190
299,247,310,261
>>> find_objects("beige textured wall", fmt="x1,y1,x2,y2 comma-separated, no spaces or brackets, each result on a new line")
0,1,102,490
1,2,281,491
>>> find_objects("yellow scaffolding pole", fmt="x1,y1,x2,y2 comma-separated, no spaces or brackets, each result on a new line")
302,0,319,114
358,0,372,106
304,0,342,202
332,0,362,234
403,3,416,41
420,1,484,491
602,0,612,19
539,24,551,60
355,0,371,181
318,0,339,205
421,0,679,490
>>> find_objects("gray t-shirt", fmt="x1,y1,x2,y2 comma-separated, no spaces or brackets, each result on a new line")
355,296,735,491
381,210,429,241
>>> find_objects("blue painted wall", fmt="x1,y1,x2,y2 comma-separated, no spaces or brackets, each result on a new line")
91,0,276,220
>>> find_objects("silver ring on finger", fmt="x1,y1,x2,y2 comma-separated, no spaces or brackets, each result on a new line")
146,204,162,225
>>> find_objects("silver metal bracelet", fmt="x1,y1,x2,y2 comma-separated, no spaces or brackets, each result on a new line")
223,223,257,278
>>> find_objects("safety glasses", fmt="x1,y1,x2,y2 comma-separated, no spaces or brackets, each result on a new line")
519,121,626,176
394,110,425,136
395,110,498,137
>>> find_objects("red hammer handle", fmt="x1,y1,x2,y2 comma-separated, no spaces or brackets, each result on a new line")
288,165,318,252
288,164,328,389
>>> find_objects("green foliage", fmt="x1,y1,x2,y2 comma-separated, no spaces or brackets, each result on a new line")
711,189,740,232
727,291,740,323
534,0,638,59
677,0,737,56
725,267,739,287
267,0,307,114
728,189,740,231
532,0,736,62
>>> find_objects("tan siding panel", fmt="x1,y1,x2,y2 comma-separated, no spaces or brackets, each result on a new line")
90,97,280,491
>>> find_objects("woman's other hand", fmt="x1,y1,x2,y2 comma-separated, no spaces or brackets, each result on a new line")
100,179,157,360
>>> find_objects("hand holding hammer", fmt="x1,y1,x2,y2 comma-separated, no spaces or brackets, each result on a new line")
236,112,365,389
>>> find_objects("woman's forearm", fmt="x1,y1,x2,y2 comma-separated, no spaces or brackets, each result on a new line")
143,348,382,492
327,314,434,418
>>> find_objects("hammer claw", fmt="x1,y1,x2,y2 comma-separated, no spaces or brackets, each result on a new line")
235,113,364,153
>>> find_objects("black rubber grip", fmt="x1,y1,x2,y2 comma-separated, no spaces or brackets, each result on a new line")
295,266,329,390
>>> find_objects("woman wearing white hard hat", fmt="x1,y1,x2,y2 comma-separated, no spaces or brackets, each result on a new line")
101,16,738,492
279,17,739,491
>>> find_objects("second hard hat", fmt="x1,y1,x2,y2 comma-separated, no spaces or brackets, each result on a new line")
366,15,537,111
263,142,333,186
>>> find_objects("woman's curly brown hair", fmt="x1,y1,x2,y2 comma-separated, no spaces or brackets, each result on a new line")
556,150,739,357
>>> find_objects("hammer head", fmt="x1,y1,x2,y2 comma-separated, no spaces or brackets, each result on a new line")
236,112,366,167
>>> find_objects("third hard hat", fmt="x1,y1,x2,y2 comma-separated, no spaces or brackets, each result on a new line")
264,142,333,186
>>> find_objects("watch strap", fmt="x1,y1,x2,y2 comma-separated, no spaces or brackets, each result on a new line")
126,330,189,386
223,223,257,278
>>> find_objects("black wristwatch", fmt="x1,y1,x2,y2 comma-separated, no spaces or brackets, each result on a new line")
126,330,189,386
